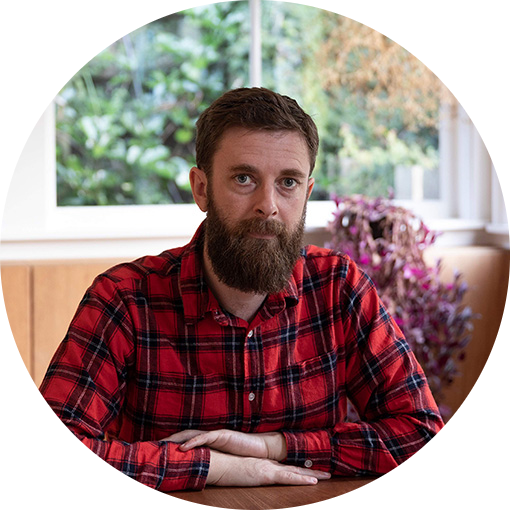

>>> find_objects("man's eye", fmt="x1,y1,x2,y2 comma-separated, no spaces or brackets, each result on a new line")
235,174,251,185
282,178,297,188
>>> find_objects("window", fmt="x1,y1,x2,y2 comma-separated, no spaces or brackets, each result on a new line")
1,0,506,260
55,0,440,207
260,1,440,203
56,2,250,206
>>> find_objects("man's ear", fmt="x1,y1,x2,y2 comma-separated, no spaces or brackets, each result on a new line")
189,166,208,212
306,177,315,200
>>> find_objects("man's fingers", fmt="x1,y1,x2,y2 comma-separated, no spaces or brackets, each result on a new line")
292,466,331,480
304,471,330,480
258,460,331,486
179,429,270,459
163,429,204,443
179,430,230,450
179,432,213,450
277,466,331,485
275,469,318,485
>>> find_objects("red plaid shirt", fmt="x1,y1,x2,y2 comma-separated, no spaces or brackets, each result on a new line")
40,223,443,492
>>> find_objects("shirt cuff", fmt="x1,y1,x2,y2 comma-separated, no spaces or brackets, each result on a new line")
158,443,211,492
281,429,332,471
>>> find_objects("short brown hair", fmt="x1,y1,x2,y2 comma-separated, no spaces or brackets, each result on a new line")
195,87,319,175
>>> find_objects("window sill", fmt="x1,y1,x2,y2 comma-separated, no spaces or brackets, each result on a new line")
1,208,507,262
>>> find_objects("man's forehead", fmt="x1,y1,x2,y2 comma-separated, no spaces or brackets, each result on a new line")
218,125,305,145
213,127,310,171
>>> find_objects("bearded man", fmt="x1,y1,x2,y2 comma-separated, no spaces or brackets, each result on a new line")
40,88,443,493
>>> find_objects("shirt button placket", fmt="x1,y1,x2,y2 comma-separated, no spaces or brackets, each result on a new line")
246,330,257,418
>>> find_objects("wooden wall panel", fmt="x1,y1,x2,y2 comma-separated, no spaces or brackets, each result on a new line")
487,251,510,480
31,261,124,510
0,266,32,510
32,260,123,387
425,247,510,417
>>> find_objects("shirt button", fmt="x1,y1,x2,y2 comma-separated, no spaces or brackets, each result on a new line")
248,392,256,401
304,460,313,468
247,330,253,338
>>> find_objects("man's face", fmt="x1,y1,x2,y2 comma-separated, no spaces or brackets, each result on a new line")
198,127,314,294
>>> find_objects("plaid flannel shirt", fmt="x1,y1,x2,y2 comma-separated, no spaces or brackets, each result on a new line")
40,223,443,492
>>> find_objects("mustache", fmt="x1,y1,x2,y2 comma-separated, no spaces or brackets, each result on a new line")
235,218,287,237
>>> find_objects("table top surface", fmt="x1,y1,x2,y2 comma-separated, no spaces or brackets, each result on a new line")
168,477,510,510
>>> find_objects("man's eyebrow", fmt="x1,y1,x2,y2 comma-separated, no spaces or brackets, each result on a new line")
227,165,308,179
227,164,258,174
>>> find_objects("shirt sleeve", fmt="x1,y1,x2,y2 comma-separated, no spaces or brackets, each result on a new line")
39,274,210,492
282,259,444,475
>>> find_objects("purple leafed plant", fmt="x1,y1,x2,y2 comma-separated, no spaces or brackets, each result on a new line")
327,194,476,419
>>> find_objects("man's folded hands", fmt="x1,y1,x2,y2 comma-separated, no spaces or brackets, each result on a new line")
162,428,331,487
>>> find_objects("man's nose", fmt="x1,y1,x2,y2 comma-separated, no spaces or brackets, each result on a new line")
254,184,278,218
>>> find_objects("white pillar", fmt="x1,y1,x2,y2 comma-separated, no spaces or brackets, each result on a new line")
1,104,56,240
438,101,458,217
249,0,262,87
491,163,508,226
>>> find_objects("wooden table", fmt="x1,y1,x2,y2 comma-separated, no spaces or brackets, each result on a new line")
88,464,510,510
168,477,510,510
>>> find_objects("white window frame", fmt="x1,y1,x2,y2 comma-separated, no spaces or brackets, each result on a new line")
1,0,507,261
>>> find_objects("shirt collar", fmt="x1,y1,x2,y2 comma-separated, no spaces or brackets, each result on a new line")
179,221,302,325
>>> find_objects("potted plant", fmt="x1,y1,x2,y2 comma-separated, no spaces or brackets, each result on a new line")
327,194,476,419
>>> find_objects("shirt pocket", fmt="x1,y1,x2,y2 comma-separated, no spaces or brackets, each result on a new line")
265,350,340,429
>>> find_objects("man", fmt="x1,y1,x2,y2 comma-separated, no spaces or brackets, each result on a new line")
40,87,443,492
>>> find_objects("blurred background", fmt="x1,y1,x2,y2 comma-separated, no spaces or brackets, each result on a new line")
54,2,442,206
1,1,508,421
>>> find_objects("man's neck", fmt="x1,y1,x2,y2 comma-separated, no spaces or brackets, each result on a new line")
202,246,267,324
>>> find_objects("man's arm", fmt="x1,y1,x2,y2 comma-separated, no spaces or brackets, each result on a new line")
39,276,211,492
166,429,287,461
281,261,444,475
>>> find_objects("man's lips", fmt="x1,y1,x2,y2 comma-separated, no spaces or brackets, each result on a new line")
248,232,276,239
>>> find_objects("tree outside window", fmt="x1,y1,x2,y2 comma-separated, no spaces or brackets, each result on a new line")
56,1,443,207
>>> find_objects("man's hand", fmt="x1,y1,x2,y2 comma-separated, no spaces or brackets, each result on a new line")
163,430,331,487
164,429,287,461
206,450,330,487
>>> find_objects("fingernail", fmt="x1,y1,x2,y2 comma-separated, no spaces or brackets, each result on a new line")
309,477,318,484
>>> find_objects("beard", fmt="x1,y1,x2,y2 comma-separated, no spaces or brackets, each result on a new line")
204,197,306,294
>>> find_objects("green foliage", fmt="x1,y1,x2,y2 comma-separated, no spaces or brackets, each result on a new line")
328,125,439,197
259,2,439,201
56,1,439,206
56,1,249,205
